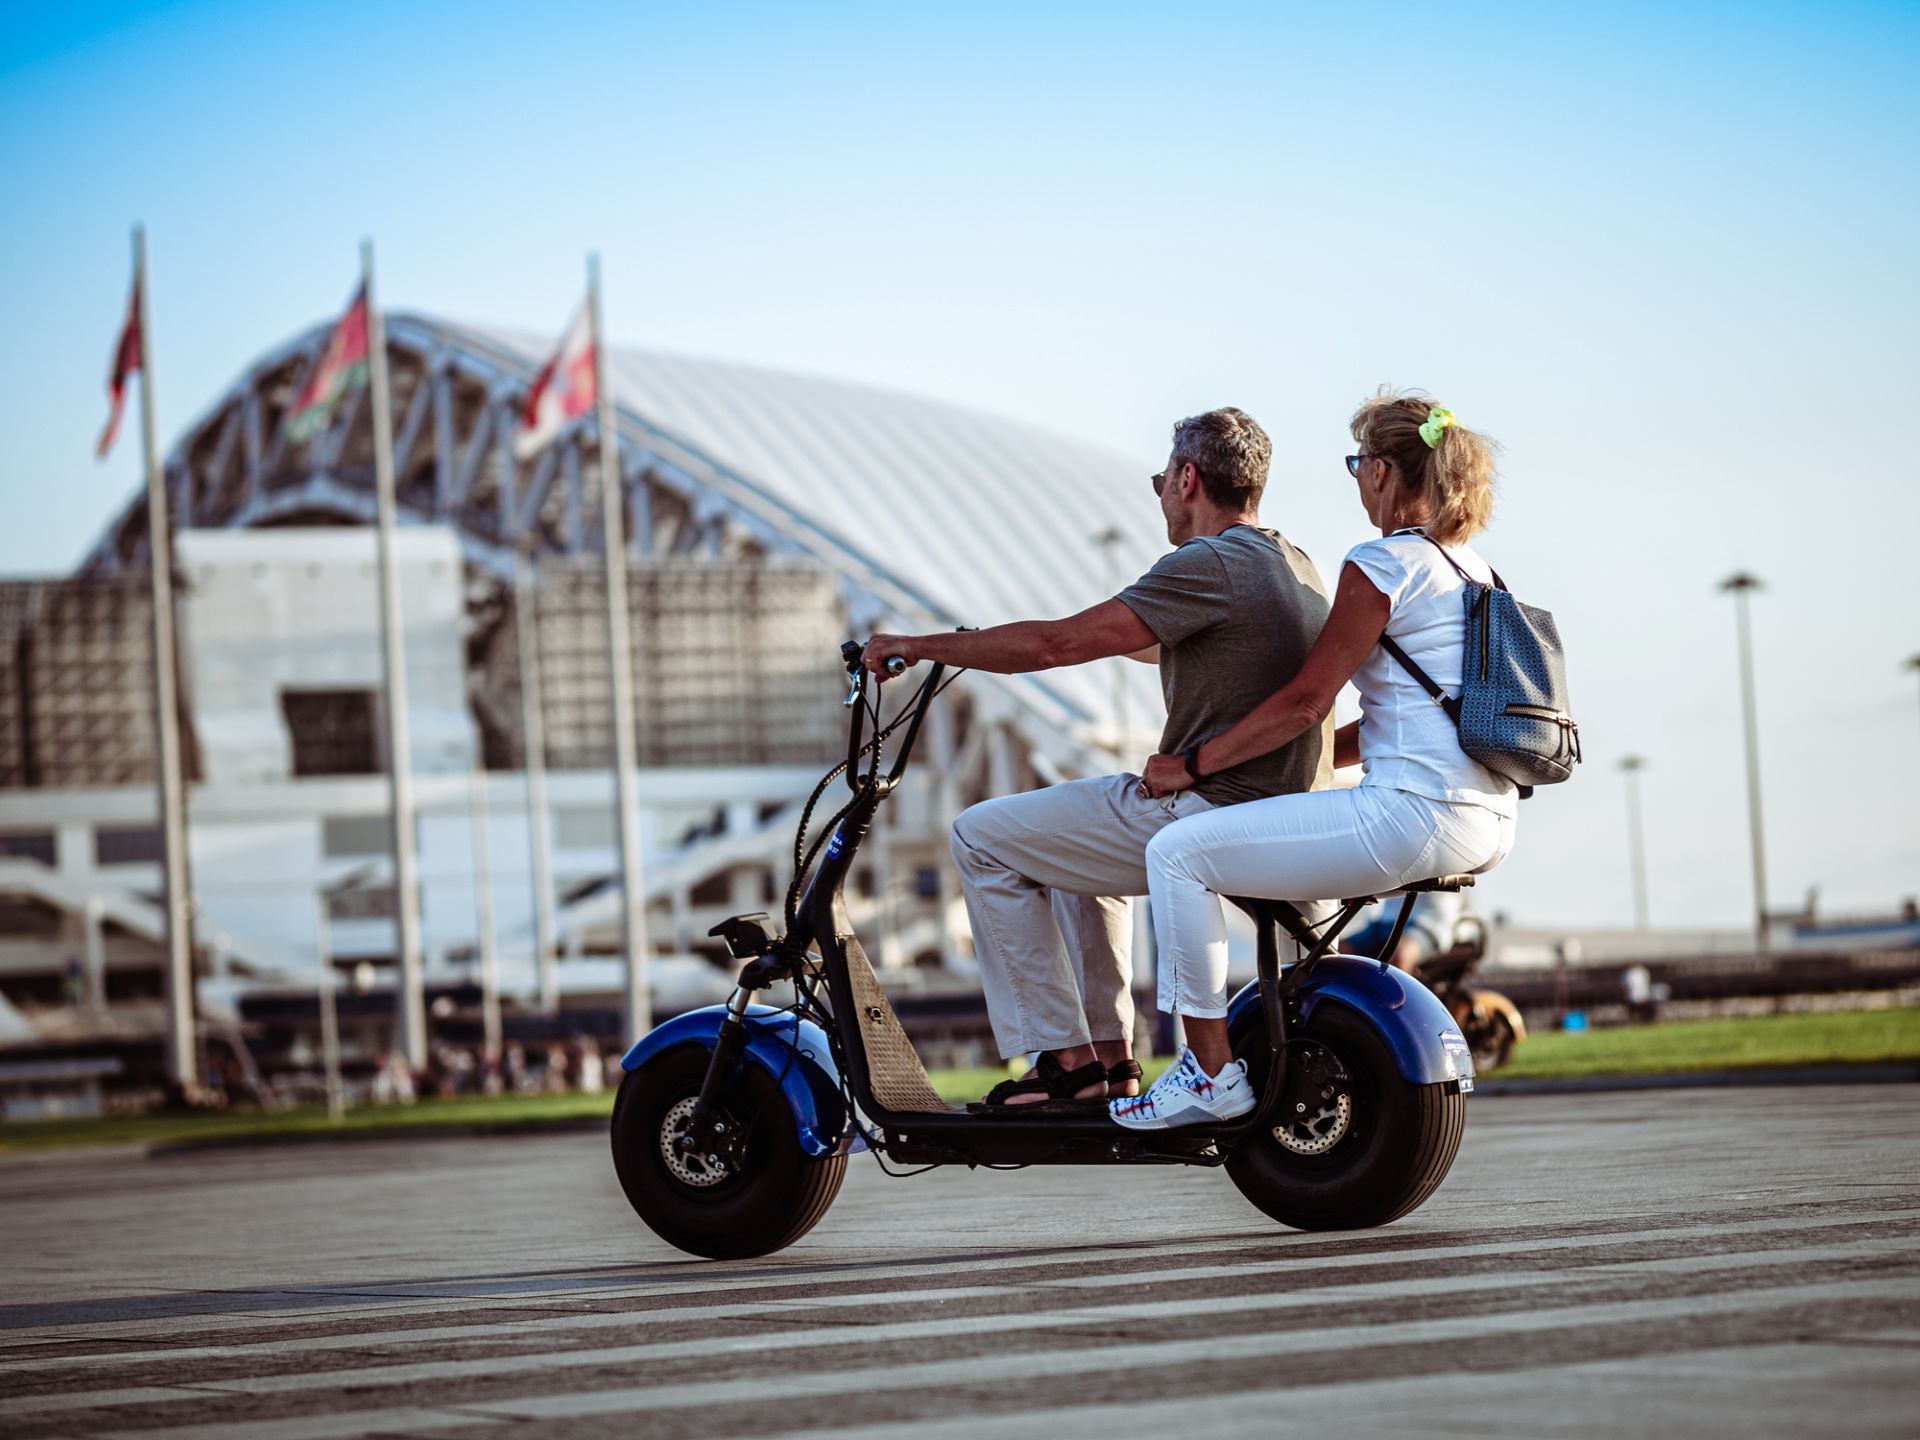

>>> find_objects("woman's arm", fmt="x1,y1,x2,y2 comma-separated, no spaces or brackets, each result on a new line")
1141,563,1390,795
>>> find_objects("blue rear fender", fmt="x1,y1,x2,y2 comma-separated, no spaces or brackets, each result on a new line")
1227,956,1475,1087
620,1004,855,1157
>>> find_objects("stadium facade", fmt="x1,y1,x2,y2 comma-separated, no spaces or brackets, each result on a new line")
0,313,1171,1105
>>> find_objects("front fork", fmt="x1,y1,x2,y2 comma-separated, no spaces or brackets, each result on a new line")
681,933,802,1165
679,987,755,1167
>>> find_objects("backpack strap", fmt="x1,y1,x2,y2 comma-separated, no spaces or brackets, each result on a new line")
1379,634,1462,722
1406,529,1506,592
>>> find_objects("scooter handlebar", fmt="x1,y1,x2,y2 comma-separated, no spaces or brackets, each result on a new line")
840,641,909,681
838,639,950,791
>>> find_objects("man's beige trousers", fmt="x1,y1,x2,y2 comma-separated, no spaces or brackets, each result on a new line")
949,774,1214,1060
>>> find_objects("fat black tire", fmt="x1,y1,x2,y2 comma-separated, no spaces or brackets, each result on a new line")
1225,1003,1465,1231
610,1044,846,1259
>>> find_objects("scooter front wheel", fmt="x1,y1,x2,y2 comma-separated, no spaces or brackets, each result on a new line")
1225,1004,1465,1230
610,1044,847,1259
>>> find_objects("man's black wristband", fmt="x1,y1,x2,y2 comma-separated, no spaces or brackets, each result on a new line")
1182,743,1207,783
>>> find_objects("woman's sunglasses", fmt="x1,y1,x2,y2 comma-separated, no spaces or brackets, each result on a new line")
1345,453,1376,477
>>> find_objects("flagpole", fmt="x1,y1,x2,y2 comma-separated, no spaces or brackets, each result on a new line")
133,224,198,1096
468,762,503,1068
590,253,653,1044
363,239,429,1070
515,544,560,1014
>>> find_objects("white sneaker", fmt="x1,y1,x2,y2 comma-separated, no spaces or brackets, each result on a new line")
1109,1048,1254,1129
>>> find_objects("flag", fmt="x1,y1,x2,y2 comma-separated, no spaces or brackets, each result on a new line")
96,272,142,459
284,285,370,441
514,299,596,460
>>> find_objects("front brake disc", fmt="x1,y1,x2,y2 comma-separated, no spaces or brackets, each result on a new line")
660,1096,733,1188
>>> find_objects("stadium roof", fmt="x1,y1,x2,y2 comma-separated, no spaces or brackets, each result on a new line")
462,320,1171,650
449,318,1170,733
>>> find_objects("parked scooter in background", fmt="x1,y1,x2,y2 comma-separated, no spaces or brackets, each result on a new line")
1412,916,1526,1072
1346,899,1526,1073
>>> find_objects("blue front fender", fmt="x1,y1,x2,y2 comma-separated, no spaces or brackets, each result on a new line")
620,1004,854,1157
1227,956,1475,1087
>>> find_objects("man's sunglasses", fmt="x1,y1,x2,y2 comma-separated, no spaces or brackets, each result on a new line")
1151,462,1205,497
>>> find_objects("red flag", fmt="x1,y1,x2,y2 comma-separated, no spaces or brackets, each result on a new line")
514,298,596,460
96,273,141,459
284,285,371,441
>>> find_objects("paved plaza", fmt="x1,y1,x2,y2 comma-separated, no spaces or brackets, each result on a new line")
1,1084,1916,1438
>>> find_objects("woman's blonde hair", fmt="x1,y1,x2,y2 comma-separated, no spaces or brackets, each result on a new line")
1350,388,1498,545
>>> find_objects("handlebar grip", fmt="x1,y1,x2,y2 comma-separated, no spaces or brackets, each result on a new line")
885,657,908,677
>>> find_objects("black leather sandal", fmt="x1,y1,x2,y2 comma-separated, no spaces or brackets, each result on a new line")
1106,1058,1143,1096
967,1052,1109,1113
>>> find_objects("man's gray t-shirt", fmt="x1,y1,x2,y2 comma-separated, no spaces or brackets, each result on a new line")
1116,524,1333,807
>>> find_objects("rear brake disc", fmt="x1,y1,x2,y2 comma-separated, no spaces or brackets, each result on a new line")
1272,1040,1353,1155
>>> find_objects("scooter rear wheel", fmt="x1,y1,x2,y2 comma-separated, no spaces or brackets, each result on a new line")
1225,1004,1465,1230
611,1044,847,1259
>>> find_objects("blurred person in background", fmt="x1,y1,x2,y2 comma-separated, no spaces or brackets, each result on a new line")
575,1038,605,1094
371,1049,416,1104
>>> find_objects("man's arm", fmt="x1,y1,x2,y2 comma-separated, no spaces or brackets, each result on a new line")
863,598,1155,677
1334,719,1361,769
1141,562,1390,794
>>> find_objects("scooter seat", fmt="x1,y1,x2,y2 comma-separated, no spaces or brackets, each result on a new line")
1395,874,1476,893
1333,874,1476,907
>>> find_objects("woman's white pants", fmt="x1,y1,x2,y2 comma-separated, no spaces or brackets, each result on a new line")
1144,784,1515,1018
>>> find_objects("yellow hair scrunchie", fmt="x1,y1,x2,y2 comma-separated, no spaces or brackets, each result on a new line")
1418,407,1456,448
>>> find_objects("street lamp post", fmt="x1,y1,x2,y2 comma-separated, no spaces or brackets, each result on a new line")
1720,573,1770,953
1617,754,1649,931
1906,655,1920,735
312,894,346,1123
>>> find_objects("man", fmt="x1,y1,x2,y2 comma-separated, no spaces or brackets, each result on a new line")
863,407,1332,1109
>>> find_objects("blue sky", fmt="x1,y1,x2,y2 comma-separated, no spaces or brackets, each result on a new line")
1,0,1915,928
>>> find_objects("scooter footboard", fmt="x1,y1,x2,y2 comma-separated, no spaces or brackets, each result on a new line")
620,1005,855,1157
1227,957,1475,1088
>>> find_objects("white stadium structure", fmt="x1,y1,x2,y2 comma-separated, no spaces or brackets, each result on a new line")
0,312,1175,1106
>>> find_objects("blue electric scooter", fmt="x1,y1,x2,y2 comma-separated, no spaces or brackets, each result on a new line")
610,644,1477,1259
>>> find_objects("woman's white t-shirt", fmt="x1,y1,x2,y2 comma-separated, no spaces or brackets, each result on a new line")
1344,529,1519,818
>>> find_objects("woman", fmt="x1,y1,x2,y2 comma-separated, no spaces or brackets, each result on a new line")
1112,389,1518,1130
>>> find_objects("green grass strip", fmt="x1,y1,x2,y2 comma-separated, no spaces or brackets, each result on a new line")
1495,1006,1920,1080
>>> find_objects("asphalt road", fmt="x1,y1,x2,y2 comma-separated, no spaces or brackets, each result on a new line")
0,1084,1915,1439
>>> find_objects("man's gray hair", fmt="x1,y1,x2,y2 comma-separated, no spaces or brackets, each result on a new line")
1170,408,1271,510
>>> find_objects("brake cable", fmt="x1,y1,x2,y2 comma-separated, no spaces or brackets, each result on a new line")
782,665,966,930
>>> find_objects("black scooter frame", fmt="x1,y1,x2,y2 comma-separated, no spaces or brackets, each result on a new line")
691,655,1420,1172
